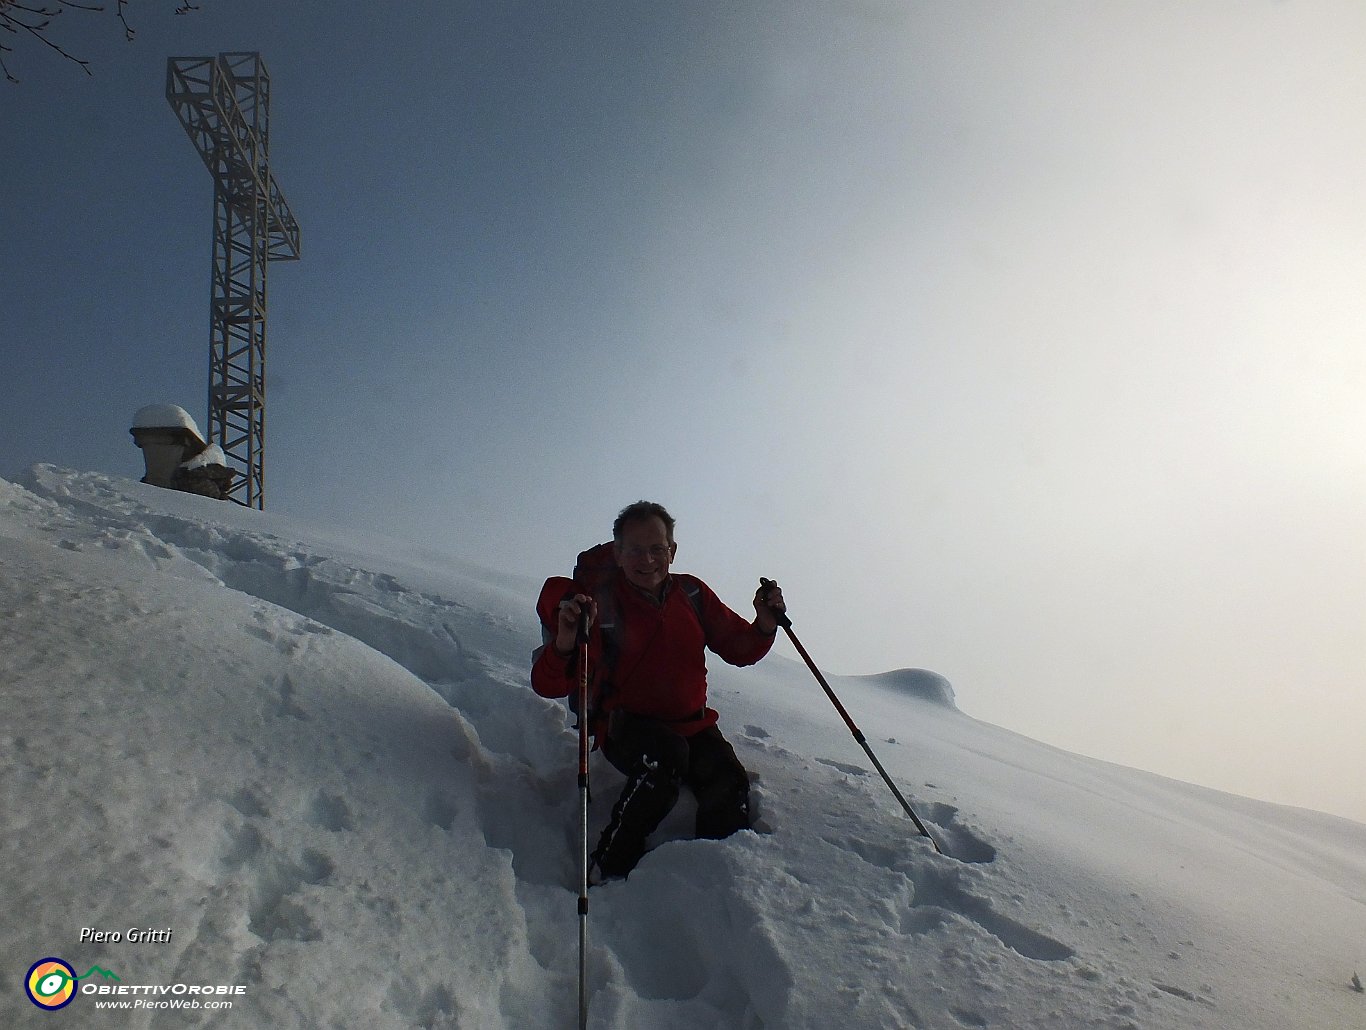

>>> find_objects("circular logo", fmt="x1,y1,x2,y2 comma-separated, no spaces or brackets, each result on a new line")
26,958,78,1010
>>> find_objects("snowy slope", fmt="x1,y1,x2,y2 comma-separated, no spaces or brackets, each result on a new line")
2,466,1363,1030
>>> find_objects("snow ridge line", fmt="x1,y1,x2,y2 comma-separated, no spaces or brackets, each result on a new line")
18,466,550,755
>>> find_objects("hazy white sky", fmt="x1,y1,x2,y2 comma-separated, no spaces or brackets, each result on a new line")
2,1,1362,823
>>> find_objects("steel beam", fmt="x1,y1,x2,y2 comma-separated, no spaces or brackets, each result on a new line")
167,52,299,508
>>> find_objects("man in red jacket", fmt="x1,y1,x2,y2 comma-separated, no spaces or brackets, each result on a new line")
532,500,786,880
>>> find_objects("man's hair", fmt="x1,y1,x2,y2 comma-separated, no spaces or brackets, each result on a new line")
613,500,676,543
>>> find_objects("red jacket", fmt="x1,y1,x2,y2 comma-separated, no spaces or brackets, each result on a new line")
532,569,774,737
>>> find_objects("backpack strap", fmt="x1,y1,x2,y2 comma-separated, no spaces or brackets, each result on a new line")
675,574,705,629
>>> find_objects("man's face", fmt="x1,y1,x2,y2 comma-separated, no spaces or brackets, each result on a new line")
615,516,676,594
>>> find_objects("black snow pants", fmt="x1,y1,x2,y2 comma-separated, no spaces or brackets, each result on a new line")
590,711,751,879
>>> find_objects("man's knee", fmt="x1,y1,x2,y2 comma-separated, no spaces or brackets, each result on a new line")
689,729,752,839
694,775,751,839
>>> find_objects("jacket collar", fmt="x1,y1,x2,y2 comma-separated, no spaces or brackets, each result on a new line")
617,567,673,607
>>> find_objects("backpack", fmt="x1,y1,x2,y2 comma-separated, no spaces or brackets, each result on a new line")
534,541,705,738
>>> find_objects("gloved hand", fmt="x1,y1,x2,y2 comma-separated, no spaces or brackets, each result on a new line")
754,578,788,634
554,594,597,656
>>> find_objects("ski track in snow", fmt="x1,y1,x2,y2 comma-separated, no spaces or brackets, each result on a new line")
4,467,1364,1030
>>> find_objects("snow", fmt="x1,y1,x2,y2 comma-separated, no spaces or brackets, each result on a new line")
179,443,228,471
130,404,206,445
2,465,1363,1030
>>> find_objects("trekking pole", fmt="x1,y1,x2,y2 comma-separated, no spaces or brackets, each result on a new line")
760,579,942,855
576,607,591,1030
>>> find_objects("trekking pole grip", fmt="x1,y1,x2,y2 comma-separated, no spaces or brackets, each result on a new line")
759,577,792,629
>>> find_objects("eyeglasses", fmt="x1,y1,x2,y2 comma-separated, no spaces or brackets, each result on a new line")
620,544,671,561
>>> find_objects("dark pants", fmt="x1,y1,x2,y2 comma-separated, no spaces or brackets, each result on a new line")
592,712,751,878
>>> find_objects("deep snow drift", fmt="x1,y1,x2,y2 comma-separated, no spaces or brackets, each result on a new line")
2,466,1363,1029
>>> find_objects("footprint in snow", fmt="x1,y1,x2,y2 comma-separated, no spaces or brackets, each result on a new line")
308,790,355,832
228,785,271,819
923,802,997,865
247,848,336,943
221,822,263,871
1153,982,1216,1007
423,790,459,831
816,757,869,777
275,674,310,721
900,862,1074,962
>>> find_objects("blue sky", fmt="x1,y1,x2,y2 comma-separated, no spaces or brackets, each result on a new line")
3,1,1364,824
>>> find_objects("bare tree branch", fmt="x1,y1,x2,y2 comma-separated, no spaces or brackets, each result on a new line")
0,0,197,84
0,2,98,82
